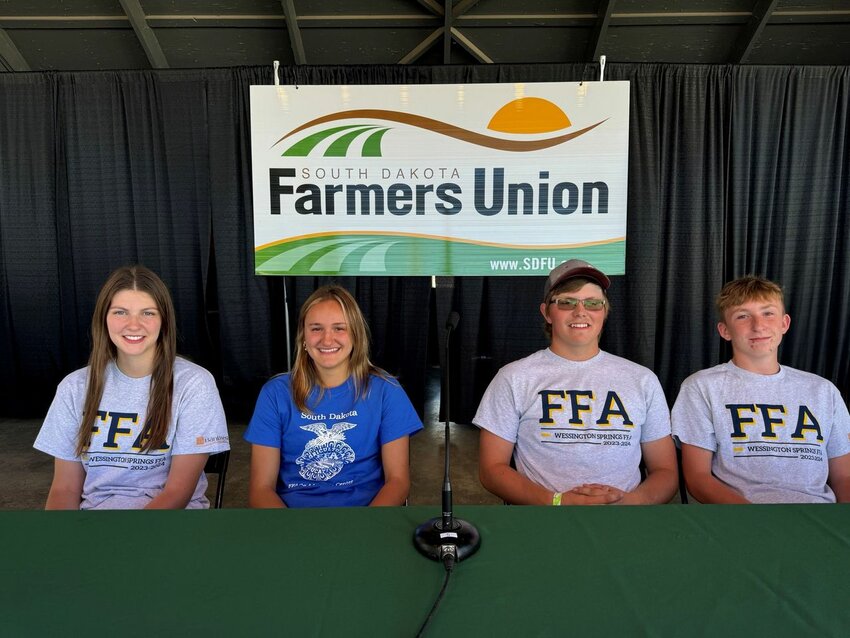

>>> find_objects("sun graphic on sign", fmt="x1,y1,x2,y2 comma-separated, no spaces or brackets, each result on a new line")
275,96,600,156
487,97,572,134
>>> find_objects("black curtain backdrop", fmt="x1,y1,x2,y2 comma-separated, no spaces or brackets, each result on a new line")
1,64,848,426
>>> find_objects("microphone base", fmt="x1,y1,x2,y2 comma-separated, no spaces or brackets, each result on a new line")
413,517,481,563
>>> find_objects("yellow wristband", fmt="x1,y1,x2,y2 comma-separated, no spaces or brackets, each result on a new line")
552,492,562,506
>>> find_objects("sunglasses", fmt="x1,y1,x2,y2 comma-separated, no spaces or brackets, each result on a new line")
550,297,607,311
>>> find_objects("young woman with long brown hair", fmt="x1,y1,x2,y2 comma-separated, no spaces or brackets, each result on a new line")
34,265,230,509
246,284,422,507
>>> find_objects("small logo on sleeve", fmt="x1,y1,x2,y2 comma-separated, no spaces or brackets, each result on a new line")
196,435,229,446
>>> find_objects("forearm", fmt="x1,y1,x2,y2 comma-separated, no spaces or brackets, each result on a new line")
248,485,287,508
45,459,85,510
45,487,82,510
480,463,554,505
144,488,194,510
369,476,409,506
827,454,850,502
144,453,209,510
828,477,850,503
686,472,750,504
618,467,678,505
680,444,749,504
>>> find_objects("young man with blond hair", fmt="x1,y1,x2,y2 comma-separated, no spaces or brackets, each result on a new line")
672,275,850,503
474,259,678,506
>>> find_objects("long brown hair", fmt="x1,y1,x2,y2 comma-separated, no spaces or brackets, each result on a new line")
76,265,176,455
290,285,389,413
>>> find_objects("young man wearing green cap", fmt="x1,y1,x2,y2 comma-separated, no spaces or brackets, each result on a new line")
474,259,678,505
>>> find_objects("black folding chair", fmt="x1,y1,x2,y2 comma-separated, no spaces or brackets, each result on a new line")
204,450,230,509
676,446,689,504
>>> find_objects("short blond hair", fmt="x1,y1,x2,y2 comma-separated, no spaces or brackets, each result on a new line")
715,275,784,321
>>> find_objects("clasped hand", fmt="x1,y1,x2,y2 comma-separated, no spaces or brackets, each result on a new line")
562,483,625,505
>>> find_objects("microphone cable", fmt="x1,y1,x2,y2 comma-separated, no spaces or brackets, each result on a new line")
414,552,454,638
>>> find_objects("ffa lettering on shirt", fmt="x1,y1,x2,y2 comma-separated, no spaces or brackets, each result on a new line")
538,390,633,426
89,410,170,451
724,403,825,462
725,404,823,441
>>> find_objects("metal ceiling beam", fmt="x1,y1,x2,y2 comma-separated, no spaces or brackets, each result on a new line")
119,0,168,68
586,0,616,62
453,0,482,17
451,27,493,64
406,0,489,65
3,8,848,29
281,0,306,64
456,15,594,27
302,16,440,27
0,17,128,29
398,28,443,64
0,4,843,70
416,0,444,16
443,0,453,63
730,0,779,63
447,0,494,64
610,14,747,26
396,0,448,65
0,26,29,71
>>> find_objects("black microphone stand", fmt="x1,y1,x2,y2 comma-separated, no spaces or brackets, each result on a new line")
413,311,481,567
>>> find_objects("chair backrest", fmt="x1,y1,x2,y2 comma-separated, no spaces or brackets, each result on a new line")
204,450,230,509
676,446,689,504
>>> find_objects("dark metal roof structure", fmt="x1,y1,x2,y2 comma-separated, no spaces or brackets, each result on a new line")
1,0,849,72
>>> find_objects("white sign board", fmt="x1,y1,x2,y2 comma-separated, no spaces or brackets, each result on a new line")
251,81,629,276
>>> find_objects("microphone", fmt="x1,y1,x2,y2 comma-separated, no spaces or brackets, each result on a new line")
440,311,459,532
413,310,481,568
445,310,460,333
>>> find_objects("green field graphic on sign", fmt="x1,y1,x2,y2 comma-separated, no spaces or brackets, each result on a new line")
256,234,625,276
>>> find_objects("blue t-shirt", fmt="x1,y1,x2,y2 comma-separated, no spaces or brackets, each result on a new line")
244,373,423,507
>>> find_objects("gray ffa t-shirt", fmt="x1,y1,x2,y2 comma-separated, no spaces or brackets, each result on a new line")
34,358,230,509
672,361,850,503
474,349,671,493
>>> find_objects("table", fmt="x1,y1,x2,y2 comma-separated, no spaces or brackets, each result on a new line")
1,505,848,637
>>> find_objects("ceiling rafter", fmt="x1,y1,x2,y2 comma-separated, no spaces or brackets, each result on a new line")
0,3,846,71
281,0,306,64
396,0,452,65
586,0,616,62
453,0,482,18
297,16,439,28
443,0,454,63
398,28,443,64
0,26,29,71
448,0,493,64
2,7,848,29
119,0,168,68
730,0,779,63
456,15,593,27
451,27,492,63
415,0,444,17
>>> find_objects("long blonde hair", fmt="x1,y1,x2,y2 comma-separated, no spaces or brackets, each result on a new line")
76,265,176,455
290,285,389,413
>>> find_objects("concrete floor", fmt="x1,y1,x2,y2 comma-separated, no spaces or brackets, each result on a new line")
0,368,501,510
